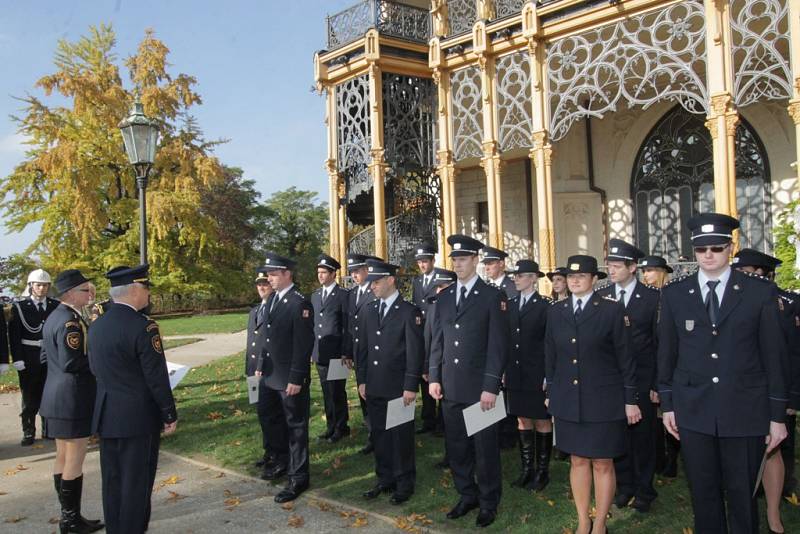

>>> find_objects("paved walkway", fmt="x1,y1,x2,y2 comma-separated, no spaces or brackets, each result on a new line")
0,331,406,533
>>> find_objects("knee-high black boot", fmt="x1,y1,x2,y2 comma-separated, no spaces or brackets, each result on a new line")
529,431,552,491
511,430,535,487
59,475,103,533
54,474,102,527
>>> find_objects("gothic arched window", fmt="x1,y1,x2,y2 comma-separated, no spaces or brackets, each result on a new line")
631,106,771,260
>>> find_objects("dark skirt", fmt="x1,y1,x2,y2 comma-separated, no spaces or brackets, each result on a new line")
43,417,93,439
554,418,626,459
506,388,548,420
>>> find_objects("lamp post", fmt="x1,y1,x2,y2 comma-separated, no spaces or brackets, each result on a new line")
119,100,159,265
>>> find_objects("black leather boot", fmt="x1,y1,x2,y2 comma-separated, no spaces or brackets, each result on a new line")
511,430,535,488
55,475,102,527
529,431,552,491
20,416,35,446
59,476,104,533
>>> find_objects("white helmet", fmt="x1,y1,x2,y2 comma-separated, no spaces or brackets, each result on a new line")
27,269,52,284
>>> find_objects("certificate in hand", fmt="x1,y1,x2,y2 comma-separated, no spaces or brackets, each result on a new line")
385,397,416,430
325,359,350,381
246,375,260,404
166,361,191,390
462,392,507,437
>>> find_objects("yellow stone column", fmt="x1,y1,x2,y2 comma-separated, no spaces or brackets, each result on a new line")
475,21,504,249
788,0,800,193
324,85,341,262
431,40,457,264
337,179,348,266
703,0,738,219
366,31,388,260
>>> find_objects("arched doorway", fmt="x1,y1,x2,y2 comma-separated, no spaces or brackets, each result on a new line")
631,106,771,260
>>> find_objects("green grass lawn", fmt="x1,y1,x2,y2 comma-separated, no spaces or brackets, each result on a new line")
0,337,202,393
156,312,248,336
162,353,800,533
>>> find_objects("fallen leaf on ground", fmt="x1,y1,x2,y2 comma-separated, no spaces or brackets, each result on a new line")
15,465,28,471
785,493,799,506
351,515,368,527
281,502,295,511
213,472,225,478
31,444,44,449
547,499,555,507
309,499,332,512
224,497,241,509
0,492,7,496
166,491,186,503
207,411,224,421
155,475,183,491
682,528,694,534
48,517,59,524
4,516,26,523
562,529,574,534
287,514,304,527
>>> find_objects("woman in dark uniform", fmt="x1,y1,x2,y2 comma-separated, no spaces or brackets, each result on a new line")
545,256,640,534
40,269,103,533
506,260,552,491
548,267,570,301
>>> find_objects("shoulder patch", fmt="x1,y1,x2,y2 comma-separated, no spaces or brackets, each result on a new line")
415,315,422,325
624,315,631,327
152,333,163,354
302,308,310,318
65,320,80,328
500,300,507,311
66,331,82,350
146,322,159,332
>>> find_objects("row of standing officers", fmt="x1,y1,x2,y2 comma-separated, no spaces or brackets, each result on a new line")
242,211,800,532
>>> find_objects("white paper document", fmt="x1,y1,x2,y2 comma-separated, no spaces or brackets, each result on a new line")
385,396,416,430
462,392,507,437
166,361,190,390
325,359,350,381
246,375,260,404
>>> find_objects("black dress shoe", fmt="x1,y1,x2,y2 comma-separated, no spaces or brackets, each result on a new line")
20,435,34,446
614,492,633,508
254,455,275,469
446,499,478,519
359,442,374,455
362,483,394,500
274,480,308,503
476,509,496,528
261,464,287,481
630,498,651,513
389,493,411,505
327,430,348,444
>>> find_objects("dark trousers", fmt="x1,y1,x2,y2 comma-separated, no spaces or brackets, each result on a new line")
262,384,310,483
256,379,272,455
18,363,47,432
419,378,441,430
442,399,502,510
367,395,416,495
99,432,160,534
614,398,657,502
315,363,350,434
680,428,764,534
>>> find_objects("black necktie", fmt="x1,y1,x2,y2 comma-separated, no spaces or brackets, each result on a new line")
379,300,387,319
38,302,45,313
705,281,720,325
269,295,279,317
257,303,266,324
618,289,626,307
520,295,528,310
575,298,583,318
456,286,467,312
357,289,364,306
322,289,328,305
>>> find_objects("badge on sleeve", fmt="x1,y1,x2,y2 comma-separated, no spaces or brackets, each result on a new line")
302,309,310,318
66,331,82,350
624,315,631,327
500,301,507,311
685,320,694,332
415,315,422,325
152,334,163,354
778,298,784,312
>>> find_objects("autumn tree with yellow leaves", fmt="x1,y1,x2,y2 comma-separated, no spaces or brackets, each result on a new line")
2,25,262,307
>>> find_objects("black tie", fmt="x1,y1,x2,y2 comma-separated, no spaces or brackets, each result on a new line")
705,281,720,325
618,289,626,307
322,289,328,305
379,301,387,319
520,295,528,310
357,289,364,306
269,295,279,318
38,302,45,313
257,303,266,324
575,298,583,318
422,276,429,291
456,286,468,312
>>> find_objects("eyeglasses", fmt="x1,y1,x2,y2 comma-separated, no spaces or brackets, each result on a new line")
693,245,729,254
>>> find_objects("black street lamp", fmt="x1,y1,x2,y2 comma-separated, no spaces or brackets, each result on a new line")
119,100,159,265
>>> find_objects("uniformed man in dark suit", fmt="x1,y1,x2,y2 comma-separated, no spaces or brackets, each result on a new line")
429,234,509,528
346,253,379,455
245,267,275,477
732,248,800,533
505,259,552,492
411,242,441,435
9,268,59,445
311,254,351,443
658,213,788,533
597,239,660,512
0,298,9,381
255,252,314,503
423,268,457,469
40,269,103,533
89,264,177,534
356,259,424,504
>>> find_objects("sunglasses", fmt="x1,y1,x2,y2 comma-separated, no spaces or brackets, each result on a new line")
693,245,729,254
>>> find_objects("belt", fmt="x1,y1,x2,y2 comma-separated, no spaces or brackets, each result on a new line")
21,339,42,347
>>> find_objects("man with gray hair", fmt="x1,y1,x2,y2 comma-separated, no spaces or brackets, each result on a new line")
89,264,177,534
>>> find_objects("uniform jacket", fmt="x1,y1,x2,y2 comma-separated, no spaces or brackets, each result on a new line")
88,304,176,438
506,292,549,392
355,296,424,399
9,297,59,367
489,275,519,299
423,296,440,372
429,277,510,404
40,304,96,421
310,284,349,365
596,281,660,392
346,284,378,360
545,293,637,423
244,301,269,377
256,287,314,391
0,306,8,364
412,273,438,319
657,270,788,437
778,290,800,410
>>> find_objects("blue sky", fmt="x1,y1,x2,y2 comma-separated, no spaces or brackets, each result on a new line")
0,0,356,255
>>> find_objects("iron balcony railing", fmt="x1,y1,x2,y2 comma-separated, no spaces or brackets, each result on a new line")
327,0,431,50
